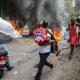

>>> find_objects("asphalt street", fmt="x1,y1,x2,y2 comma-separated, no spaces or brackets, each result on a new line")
1,38,80,80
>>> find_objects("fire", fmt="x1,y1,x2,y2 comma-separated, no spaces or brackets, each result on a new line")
52,27,61,41
11,18,23,33
11,18,16,29
16,28,24,33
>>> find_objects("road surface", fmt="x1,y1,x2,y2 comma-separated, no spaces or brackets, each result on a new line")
1,37,80,80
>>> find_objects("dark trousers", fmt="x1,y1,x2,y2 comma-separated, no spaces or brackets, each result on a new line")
51,35,58,52
51,41,58,52
69,44,74,60
35,53,53,80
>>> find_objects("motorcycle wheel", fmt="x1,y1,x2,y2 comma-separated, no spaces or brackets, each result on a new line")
0,69,4,78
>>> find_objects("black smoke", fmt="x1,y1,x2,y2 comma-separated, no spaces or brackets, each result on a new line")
1,0,68,26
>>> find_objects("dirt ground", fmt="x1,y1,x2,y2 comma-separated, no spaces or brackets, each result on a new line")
1,37,80,80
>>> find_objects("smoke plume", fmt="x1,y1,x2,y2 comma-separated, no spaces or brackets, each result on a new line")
9,0,69,27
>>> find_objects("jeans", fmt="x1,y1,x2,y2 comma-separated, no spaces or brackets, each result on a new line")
35,53,53,80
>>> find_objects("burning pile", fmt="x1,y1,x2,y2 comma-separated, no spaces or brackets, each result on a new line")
52,27,61,41
11,18,24,33
0,17,21,38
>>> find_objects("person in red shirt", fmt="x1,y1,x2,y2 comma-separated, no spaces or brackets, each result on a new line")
67,18,79,60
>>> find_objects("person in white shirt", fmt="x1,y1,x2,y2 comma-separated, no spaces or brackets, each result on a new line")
35,21,54,80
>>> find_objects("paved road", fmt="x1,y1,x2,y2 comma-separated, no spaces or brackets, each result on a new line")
1,38,80,80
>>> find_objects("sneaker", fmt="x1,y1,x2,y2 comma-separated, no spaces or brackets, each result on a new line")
7,66,14,71
48,65,54,72
34,64,39,68
34,75,41,80
49,64,54,69
69,56,72,61
56,50,61,56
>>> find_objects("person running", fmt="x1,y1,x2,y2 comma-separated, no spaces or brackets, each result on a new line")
67,18,79,60
34,21,54,80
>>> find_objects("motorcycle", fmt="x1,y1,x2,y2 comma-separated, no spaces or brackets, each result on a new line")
0,54,8,78
0,44,8,78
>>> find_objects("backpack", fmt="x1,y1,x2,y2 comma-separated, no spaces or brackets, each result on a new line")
33,27,47,45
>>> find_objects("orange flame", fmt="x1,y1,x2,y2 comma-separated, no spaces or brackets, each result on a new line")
11,18,23,33
16,28,24,33
11,19,16,29
52,27,61,41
